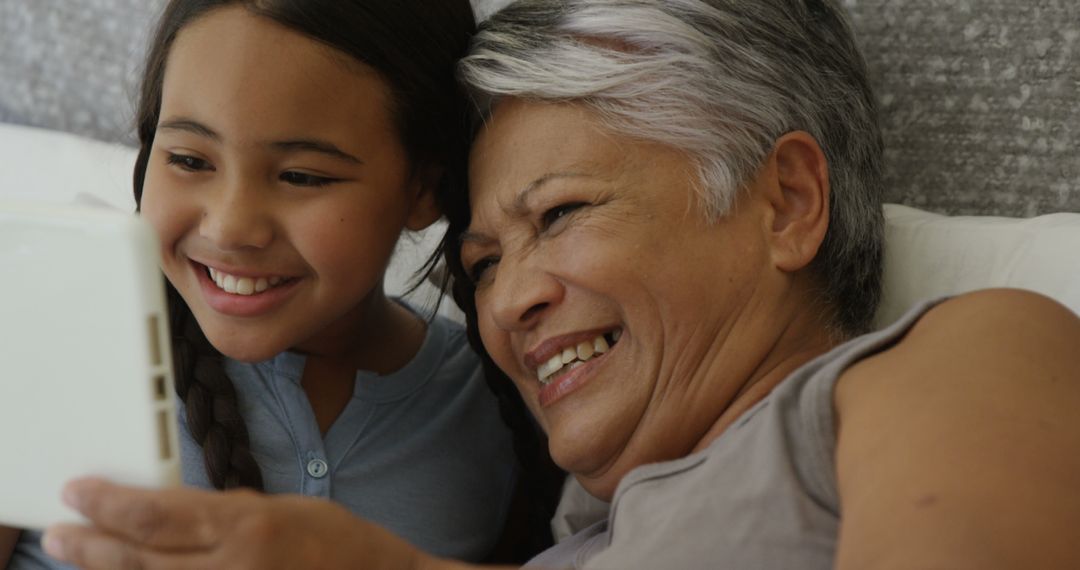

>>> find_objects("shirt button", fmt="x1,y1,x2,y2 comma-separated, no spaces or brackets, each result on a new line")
306,459,329,478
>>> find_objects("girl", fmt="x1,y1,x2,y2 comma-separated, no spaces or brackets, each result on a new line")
2,0,560,567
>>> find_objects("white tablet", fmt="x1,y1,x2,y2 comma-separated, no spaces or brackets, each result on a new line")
0,200,181,530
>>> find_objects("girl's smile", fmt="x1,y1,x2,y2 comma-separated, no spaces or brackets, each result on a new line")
192,261,301,318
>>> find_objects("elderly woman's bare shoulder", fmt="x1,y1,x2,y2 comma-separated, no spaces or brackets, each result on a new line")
831,288,1080,569
840,288,1078,395
905,287,1077,347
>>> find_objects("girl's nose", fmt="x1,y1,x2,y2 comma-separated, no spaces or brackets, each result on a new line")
198,176,274,250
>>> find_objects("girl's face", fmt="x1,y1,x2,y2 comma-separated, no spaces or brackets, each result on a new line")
141,6,439,362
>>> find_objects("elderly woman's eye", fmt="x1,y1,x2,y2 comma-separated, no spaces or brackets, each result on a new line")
469,256,499,284
541,202,586,229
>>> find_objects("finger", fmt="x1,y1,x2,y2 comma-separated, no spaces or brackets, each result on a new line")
63,478,222,549
43,524,212,570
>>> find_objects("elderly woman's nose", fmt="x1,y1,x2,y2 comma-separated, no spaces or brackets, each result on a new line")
487,256,564,331
198,176,274,250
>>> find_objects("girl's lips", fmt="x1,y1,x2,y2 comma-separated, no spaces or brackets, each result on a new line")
192,262,300,317
537,343,615,408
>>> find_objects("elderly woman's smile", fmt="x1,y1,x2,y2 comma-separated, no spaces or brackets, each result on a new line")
461,99,830,499
528,328,620,388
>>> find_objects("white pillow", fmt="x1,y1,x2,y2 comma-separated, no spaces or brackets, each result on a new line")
0,123,137,210
876,203,1080,327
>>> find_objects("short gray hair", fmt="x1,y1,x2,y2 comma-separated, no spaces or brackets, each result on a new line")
458,0,885,337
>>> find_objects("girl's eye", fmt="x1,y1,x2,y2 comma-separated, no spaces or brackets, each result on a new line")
165,153,213,172
468,256,499,285
280,171,338,188
541,202,586,230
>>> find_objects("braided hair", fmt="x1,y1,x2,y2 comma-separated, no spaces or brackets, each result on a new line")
165,283,264,489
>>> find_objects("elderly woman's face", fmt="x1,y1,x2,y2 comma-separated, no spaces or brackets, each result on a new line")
462,100,777,498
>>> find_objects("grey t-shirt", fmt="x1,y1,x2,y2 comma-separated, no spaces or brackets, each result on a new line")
10,312,516,569
528,299,942,569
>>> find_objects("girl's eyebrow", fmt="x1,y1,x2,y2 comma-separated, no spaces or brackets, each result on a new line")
270,140,363,165
157,117,362,165
158,117,219,140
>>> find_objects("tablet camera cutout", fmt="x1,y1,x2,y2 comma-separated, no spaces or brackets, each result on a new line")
153,374,168,401
147,312,174,460
148,314,163,367
157,409,173,461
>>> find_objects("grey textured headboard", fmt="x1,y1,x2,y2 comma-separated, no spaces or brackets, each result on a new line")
0,0,163,144
847,0,1079,216
2,0,1076,216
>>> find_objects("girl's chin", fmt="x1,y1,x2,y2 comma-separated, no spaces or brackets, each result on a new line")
201,331,287,363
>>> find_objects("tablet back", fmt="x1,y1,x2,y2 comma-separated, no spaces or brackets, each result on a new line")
0,201,181,529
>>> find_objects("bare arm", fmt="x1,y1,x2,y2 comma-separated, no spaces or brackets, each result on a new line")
0,525,20,568
835,289,1080,569
41,480,517,570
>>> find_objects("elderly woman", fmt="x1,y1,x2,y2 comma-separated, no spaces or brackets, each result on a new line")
42,0,1080,568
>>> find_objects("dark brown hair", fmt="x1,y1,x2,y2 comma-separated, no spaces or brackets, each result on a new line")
133,0,476,491
441,141,565,563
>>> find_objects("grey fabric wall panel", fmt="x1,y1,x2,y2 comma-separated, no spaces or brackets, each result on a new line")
847,0,1079,216
1,0,1076,215
0,0,163,144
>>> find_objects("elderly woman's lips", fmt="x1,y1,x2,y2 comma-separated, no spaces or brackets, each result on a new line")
535,329,622,384
538,334,608,384
537,348,614,408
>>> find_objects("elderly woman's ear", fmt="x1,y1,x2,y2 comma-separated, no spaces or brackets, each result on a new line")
755,131,831,273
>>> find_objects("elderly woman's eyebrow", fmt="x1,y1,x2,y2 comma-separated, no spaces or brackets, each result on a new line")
458,230,492,245
509,171,591,213
459,171,596,244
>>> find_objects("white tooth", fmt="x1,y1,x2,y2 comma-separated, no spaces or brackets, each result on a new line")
222,274,238,294
539,354,562,381
561,347,576,364
594,335,610,354
255,278,270,293
236,277,255,295
214,273,225,288
576,341,594,361
208,267,217,280
546,354,563,374
269,276,282,286
612,329,622,342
